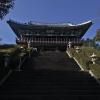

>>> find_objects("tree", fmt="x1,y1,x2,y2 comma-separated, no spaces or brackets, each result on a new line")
81,38,96,47
95,29,100,41
0,0,14,19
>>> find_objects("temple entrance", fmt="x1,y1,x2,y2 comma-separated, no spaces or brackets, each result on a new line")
7,20,92,50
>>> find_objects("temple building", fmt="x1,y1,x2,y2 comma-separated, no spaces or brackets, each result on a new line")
7,20,92,50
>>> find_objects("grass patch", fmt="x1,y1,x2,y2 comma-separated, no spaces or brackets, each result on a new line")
68,46,100,78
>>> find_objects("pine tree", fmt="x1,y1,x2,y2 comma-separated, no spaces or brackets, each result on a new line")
0,0,14,19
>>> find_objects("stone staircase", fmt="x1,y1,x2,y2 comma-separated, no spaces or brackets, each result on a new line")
0,51,100,100
33,51,80,71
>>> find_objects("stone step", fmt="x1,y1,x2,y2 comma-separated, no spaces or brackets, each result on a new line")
0,94,100,100
1,89,100,95
0,51,100,99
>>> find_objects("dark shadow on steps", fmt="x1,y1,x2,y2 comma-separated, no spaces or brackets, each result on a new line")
0,51,100,100
0,69,100,99
31,51,80,71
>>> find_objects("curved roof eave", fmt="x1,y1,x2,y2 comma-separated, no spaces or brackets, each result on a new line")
7,20,92,28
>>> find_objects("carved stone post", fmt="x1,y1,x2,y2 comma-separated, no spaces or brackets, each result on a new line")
90,53,97,64
68,41,72,48
75,46,81,53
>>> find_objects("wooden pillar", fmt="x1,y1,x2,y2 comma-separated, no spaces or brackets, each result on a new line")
40,37,42,43
47,37,48,43
65,38,66,44
37,37,38,43
39,37,40,43
51,37,52,44
50,37,51,44
49,37,50,43
63,37,64,44
38,37,40,43
64,37,66,44
60,37,62,44
52,37,54,44
31,37,33,42
74,37,75,43
43,37,44,43
34,37,35,43
26,36,27,43
43,37,45,43
77,37,78,43
33,37,34,43
56,36,57,44
66,37,68,44
42,37,43,43
58,37,60,44
46,37,47,43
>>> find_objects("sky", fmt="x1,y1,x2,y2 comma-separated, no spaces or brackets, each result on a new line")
0,0,100,44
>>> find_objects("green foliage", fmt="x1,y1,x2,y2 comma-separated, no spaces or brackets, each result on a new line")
0,0,14,19
68,47,100,78
95,29,100,41
81,38,96,47
0,45,28,69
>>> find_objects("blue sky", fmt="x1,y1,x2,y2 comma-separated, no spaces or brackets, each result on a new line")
0,0,100,44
